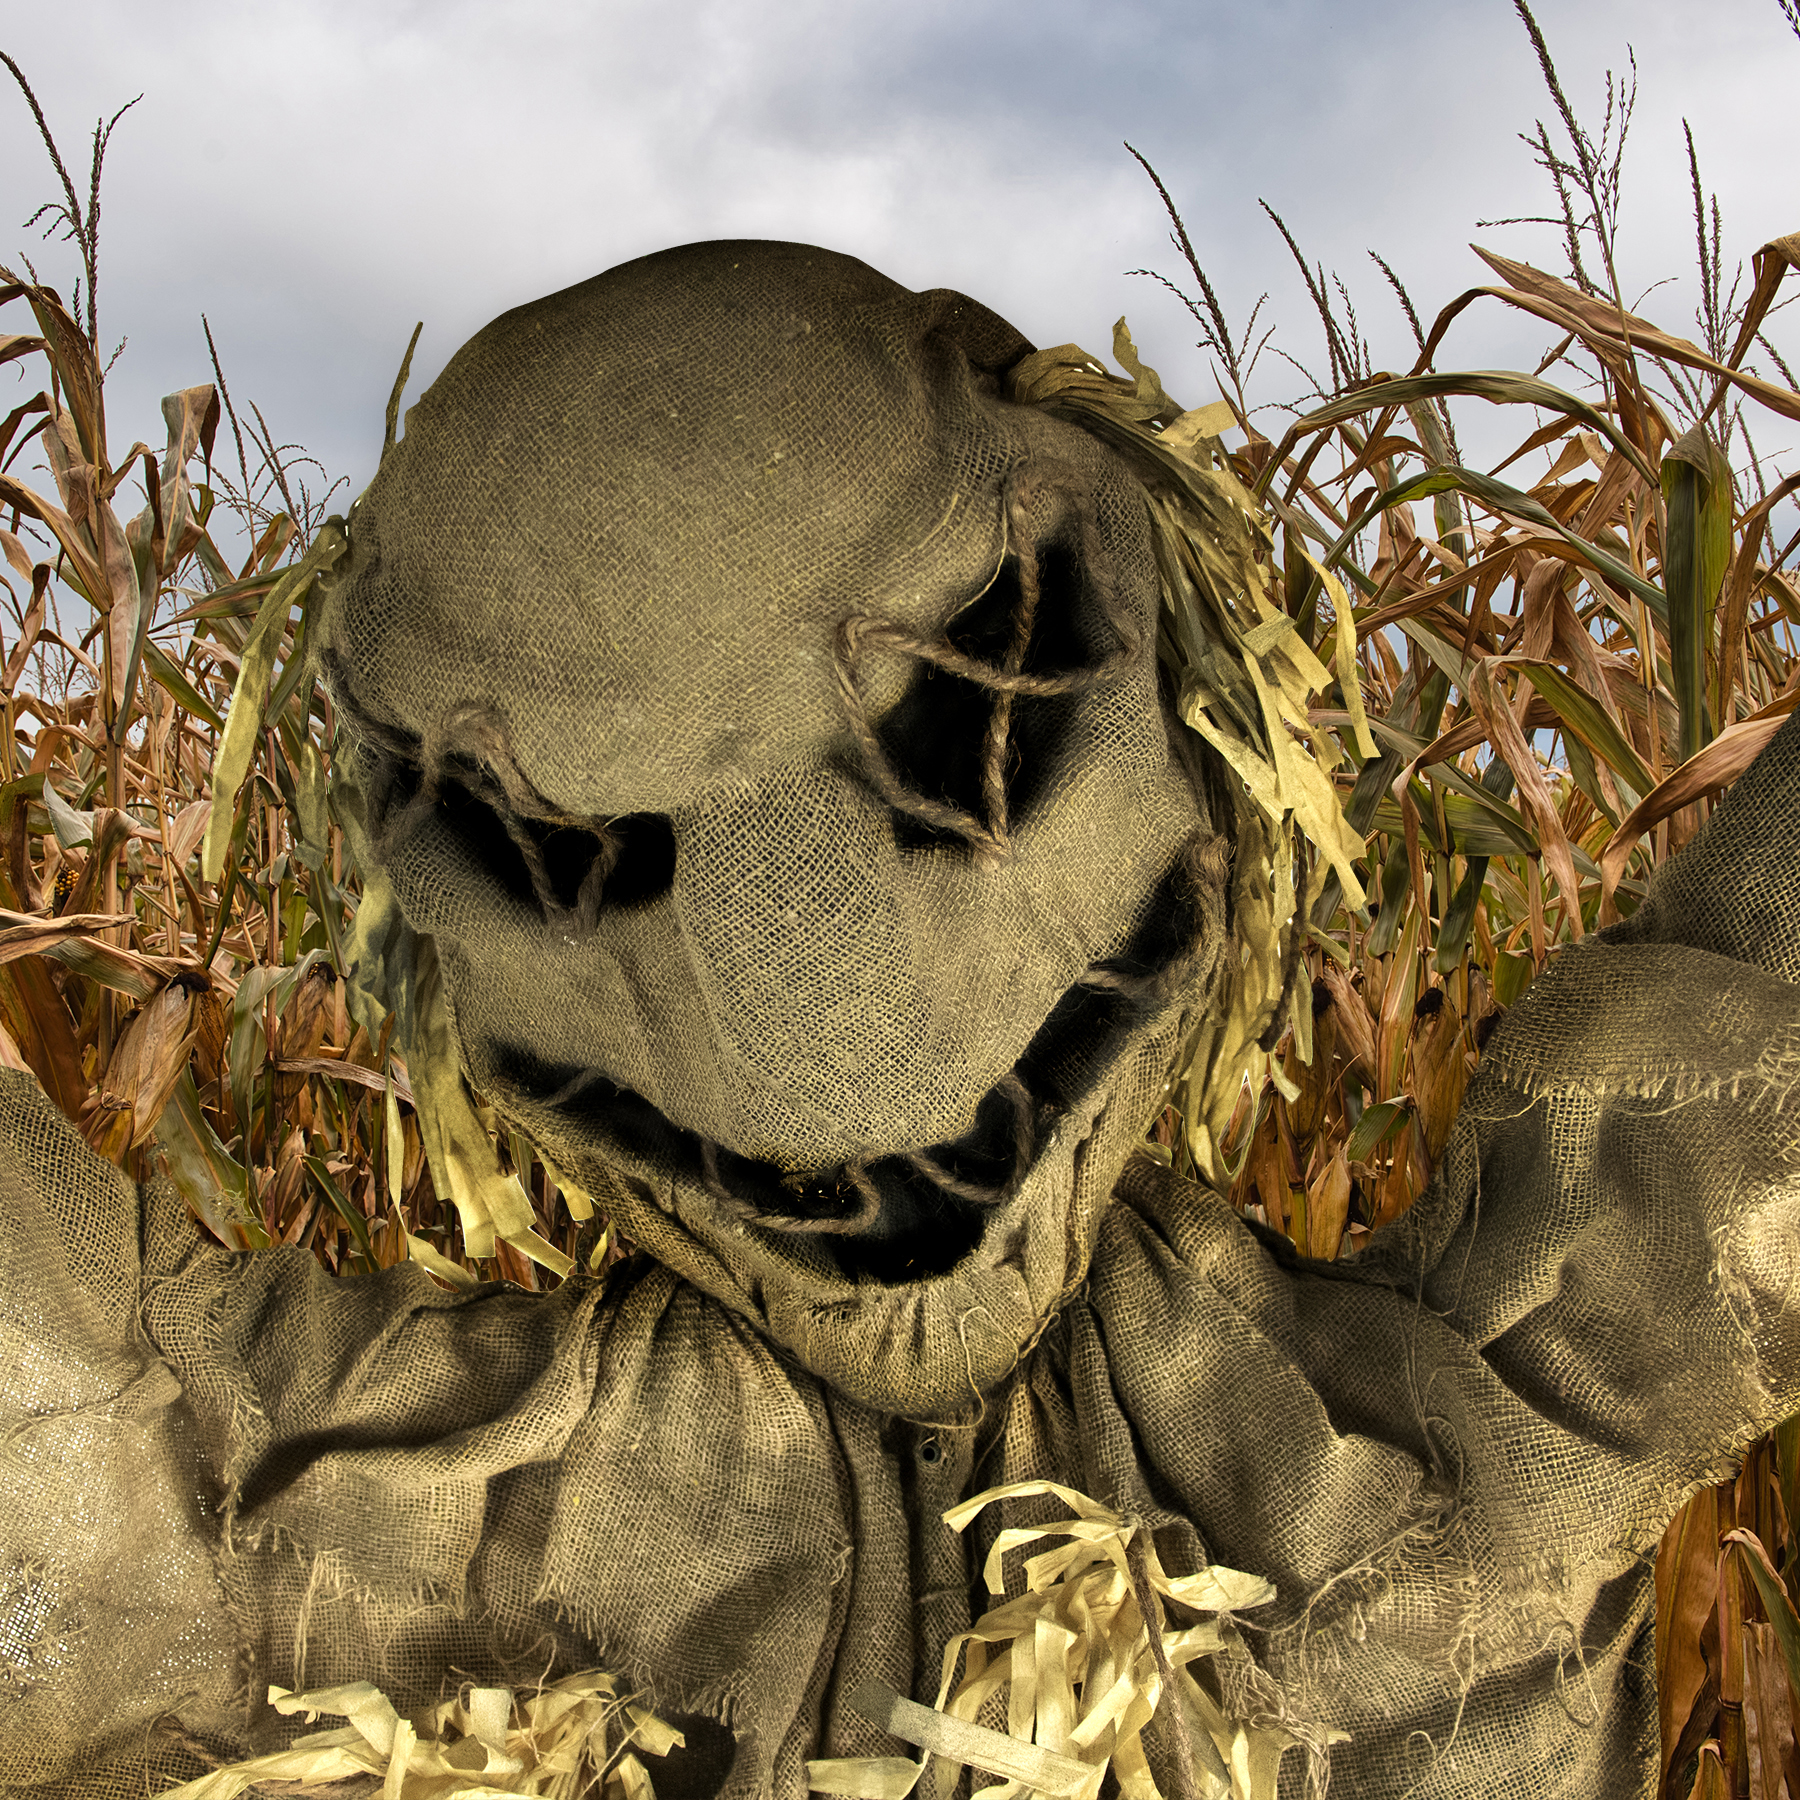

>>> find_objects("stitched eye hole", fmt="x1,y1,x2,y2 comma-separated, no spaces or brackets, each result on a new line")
874,539,1093,851
374,765,674,922
362,731,678,930
508,808,677,917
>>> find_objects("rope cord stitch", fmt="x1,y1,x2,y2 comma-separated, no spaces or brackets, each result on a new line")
831,461,1146,870
319,652,624,938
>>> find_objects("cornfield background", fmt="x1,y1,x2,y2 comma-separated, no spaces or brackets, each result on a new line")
3,6,1799,1795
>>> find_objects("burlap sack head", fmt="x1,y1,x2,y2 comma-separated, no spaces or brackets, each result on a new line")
314,240,1231,1418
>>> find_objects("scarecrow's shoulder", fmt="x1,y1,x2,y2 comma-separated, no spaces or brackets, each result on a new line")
1593,700,1799,980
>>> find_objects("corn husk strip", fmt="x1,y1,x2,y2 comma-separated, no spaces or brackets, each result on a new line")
1008,322,1374,883
850,1479,1297,1800
1171,811,1314,1188
153,1672,683,1800
805,1754,926,1797
540,1152,596,1222
1008,323,1370,1196
850,1679,1093,1798
334,774,574,1279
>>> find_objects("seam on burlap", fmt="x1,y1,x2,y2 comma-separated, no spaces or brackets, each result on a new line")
0,1359,182,1452
1482,1050,1800,1114
1477,950,1800,1125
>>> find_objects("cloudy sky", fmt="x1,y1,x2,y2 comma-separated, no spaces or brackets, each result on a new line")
2,0,1795,553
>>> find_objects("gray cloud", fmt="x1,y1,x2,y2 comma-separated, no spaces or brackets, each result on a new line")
1,0,1793,548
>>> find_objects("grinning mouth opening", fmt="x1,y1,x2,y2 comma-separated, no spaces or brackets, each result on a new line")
489,835,1218,1285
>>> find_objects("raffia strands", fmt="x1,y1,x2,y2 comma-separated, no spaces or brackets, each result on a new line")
877,1479,1313,1800
152,1671,686,1800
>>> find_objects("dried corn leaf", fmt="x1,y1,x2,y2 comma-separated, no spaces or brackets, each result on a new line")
1659,1485,1723,1800
274,960,336,1107
1,563,47,692
1726,1530,1800,1709
1689,1742,1731,1799
1465,659,1584,941
1270,368,1656,492
1741,1621,1797,1800
1303,1144,1351,1260
1598,693,1800,920
1715,473,1800,731
1317,965,1376,1092
1472,246,1800,429
1408,992,1468,1166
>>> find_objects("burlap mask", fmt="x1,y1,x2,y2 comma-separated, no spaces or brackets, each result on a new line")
314,240,1235,1419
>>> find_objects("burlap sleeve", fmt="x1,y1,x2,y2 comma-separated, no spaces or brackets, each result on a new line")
0,1090,882,1800
1047,709,1800,1797
0,1072,241,1799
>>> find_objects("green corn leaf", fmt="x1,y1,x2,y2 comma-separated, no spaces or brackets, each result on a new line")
202,519,344,883
1508,659,1654,806
1436,760,1517,973
155,1070,268,1251
1345,1097,1409,1164
1493,950,1536,1007
1438,789,1537,859
295,740,330,860
1334,466,1667,625
139,634,224,731
267,609,312,724
37,936,172,1004
1560,731,1612,828
228,964,286,1137
1660,425,1733,762
1365,834,1412,958
305,1153,379,1273
39,775,93,850
1267,369,1659,496
385,1078,405,1207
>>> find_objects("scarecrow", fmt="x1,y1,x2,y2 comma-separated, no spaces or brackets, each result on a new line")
0,239,1796,1800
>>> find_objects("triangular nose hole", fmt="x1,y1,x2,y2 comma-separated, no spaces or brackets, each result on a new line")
532,811,676,912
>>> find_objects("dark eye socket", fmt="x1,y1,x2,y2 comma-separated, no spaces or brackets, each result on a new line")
371,755,676,924
874,539,1095,851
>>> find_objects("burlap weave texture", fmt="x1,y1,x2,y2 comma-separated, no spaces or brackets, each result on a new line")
1,705,1797,1798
